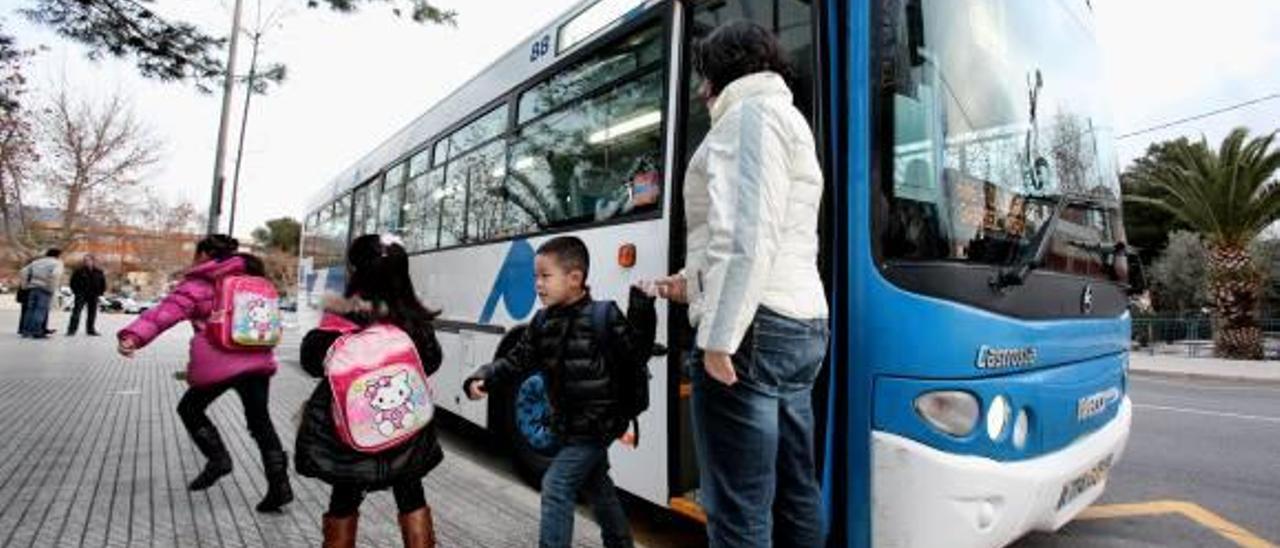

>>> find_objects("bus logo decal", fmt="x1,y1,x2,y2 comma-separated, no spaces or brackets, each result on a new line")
1077,387,1121,422
479,239,538,325
976,346,1038,370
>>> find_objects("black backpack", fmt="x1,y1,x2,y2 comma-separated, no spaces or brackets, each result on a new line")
535,300,651,444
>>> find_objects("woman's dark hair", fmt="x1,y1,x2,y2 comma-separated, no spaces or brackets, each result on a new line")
345,234,440,332
693,20,794,97
196,234,265,276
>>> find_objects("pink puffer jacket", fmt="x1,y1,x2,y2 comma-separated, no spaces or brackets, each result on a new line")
118,257,277,388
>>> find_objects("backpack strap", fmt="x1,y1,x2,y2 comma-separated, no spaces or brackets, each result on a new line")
589,300,640,445
589,300,611,357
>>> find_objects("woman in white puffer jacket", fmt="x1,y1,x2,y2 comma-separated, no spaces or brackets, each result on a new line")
654,21,830,548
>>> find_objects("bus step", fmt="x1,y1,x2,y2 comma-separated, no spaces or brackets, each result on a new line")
670,494,707,524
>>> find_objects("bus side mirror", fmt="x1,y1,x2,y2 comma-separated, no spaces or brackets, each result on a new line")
1126,252,1148,295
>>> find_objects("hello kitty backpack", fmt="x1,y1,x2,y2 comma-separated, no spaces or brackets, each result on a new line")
322,315,433,454
207,275,283,350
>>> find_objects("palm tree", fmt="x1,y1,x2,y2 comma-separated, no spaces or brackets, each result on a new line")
1127,128,1280,360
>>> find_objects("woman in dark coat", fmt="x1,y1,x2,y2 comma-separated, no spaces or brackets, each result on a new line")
296,234,444,548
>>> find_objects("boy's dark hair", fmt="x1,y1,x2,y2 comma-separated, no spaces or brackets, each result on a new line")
537,236,590,281
693,20,794,97
45,248,62,258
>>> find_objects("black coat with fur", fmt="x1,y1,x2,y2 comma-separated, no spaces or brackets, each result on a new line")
464,288,657,443
294,297,444,489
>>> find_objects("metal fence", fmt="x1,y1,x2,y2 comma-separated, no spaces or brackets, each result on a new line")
1131,316,1280,346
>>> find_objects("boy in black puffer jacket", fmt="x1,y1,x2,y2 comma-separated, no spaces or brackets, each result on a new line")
465,236,656,548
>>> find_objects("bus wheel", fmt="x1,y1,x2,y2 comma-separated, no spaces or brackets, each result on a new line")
509,370,557,486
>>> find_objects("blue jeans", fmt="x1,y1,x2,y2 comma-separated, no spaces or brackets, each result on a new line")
691,307,830,548
19,289,52,337
540,442,632,548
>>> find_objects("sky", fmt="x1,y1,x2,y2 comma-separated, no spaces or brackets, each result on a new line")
4,0,1280,240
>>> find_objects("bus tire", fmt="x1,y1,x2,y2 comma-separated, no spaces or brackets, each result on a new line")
507,368,557,487
490,326,554,487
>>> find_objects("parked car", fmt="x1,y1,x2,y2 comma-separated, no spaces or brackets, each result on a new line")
101,296,124,313
120,297,143,315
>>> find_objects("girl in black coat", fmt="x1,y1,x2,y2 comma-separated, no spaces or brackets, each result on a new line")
296,234,444,548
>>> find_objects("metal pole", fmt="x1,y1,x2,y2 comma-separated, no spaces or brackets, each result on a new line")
228,32,260,236
206,0,247,236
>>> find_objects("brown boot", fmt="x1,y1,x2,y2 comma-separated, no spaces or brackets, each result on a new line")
398,506,436,548
322,513,358,548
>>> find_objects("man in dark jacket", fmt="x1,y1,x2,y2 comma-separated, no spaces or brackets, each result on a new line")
67,254,107,336
465,236,656,548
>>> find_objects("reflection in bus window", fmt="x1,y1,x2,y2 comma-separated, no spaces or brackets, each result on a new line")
405,168,446,252
448,106,508,159
380,162,407,234
440,162,469,247
460,141,512,242
520,25,663,123
508,68,664,230
883,0,1122,281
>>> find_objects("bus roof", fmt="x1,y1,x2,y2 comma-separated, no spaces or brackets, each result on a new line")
304,0,666,214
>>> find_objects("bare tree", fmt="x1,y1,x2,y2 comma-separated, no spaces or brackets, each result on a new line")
35,85,160,250
0,24,40,261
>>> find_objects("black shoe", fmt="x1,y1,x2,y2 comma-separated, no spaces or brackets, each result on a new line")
187,426,233,491
45,329,56,336
66,331,76,336
255,450,294,513
87,331,101,336
189,459,233,491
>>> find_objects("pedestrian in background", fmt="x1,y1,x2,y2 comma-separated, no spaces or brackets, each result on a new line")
116,234,294,513
67,253,107,336
652,21,831,548
18,249,64,340
296,234,444,548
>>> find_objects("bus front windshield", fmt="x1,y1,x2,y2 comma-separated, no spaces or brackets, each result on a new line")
880,0,1125,283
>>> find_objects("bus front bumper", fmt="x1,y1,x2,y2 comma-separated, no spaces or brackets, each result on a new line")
872,397,1132,548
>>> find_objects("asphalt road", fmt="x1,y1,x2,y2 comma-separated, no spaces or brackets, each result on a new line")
1016,375,1280,547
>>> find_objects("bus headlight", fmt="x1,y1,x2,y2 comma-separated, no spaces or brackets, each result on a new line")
1012,409,1030,449
987,396,1010,441
914,391,980,437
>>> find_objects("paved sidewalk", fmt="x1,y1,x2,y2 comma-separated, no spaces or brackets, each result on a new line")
1129,352,1280,384
0,310,607,547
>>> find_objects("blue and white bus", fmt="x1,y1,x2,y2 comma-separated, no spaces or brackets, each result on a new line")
299,1,1134,546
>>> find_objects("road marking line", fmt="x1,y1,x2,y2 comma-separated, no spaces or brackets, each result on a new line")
1134,403,1280,424
1132,377,1280,392
1079,500,1276,548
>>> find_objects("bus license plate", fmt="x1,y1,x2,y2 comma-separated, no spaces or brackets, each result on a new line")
1056,454,1114,510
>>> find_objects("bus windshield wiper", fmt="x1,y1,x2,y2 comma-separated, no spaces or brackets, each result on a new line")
991,192,1107,290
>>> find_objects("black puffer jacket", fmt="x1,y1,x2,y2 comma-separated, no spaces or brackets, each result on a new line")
294,299,444,489
465,288,657,443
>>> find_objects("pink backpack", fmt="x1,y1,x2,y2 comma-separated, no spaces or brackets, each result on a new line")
207,275,283,350
323,318,433,454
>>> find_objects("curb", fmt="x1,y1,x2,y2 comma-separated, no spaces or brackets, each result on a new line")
1128,368,1280,386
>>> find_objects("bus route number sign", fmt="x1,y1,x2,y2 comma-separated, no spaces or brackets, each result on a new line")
530,35,552,63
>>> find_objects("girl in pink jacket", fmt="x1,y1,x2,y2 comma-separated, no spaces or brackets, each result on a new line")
117,234,294,513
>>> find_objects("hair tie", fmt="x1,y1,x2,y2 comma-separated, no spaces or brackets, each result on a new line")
379,233,404,256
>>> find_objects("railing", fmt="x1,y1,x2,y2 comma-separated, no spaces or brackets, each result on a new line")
1131,317,1280,358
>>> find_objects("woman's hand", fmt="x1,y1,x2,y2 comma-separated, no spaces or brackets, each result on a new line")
703,350,737,386
652,274,689,304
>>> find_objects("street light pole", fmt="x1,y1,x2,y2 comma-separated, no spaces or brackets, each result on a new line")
227,31,261,236
205,0,247,236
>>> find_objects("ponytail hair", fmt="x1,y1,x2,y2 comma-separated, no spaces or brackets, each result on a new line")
196,234,240,261
345,234,439,333
196,234,266,276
